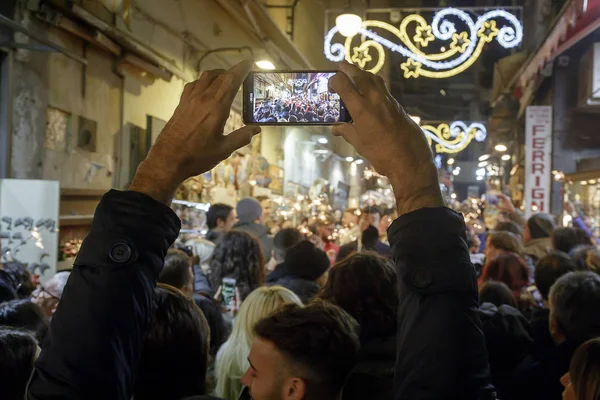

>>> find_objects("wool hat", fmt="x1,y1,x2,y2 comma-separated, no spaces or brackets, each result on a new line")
284,240,330,281
236,198,263,224
527,213,556,239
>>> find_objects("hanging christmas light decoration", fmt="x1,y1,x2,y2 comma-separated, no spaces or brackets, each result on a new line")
324,8,523,78
420,121,486,154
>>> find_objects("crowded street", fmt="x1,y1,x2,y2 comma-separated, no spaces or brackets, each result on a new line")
1,0,600,399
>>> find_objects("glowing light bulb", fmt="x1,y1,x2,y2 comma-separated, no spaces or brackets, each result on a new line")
355,158,364,165
447,158,455,165
317,137,328,144
478,154,490,161
255,60,275,70
345,156,354,162
501,154,511,161
336,13,363,37
494,144,507,152
478,161,488,168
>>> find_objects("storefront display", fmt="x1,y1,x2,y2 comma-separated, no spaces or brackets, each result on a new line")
564,171,600,236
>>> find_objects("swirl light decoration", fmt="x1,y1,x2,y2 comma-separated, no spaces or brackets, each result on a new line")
420,121,487,154
324,8,523,78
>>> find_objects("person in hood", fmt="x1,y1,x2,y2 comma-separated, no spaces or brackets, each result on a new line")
319,252,398,400
265,228,304,273
205,203,236,244
523,213,555,262
266,240,330,303
233,198,274,262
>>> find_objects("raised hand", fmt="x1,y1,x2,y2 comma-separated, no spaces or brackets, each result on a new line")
130,60,261,204
329,62,443,216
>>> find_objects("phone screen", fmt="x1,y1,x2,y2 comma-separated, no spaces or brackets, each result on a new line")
243,71,351,125
221,277,236,308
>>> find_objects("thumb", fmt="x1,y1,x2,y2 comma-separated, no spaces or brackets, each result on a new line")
221,125,262,155
332,123,359,145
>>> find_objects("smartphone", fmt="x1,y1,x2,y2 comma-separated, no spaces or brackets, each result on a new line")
486,194,499,206
243,70,351,125
221,277,237,308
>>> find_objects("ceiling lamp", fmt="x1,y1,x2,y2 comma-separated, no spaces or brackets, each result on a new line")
355,158,364,165
447,158,455,165
255,60,276,70
494,144,508,152
336,13,363,37
345,156,355,162
478,161,488,168
317,137,328,144
478,154,490,161
501,154,511,161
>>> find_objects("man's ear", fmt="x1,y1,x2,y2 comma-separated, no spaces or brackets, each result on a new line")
284,377,306,400
549,313,566,345
216,218,225,229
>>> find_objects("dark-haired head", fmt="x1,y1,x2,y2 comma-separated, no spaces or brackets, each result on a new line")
552,227,593,254
534,252,576,301
273,228,304,264
0,328,38,400
479,252,529,303
479,280,517,308
1,262,35,299
209,230,265,301
320,252,397,342
569,245,597,271
242,301,360,400
134,284,210,399
0,299,47,343
494,221,524,239
206,203,235,231
159,249,194,295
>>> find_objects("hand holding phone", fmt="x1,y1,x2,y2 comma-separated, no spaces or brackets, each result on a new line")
243,71,351,125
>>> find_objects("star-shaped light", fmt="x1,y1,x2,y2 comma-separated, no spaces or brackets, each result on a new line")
413,25,435,47
351,46,372,69
478,20,499,43
450,31,471,53
401,58,422,79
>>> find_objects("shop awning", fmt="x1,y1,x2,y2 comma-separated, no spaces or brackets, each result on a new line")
518,0,600,89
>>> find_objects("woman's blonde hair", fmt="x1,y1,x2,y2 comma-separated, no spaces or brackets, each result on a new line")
570,337,600,400
214,285,303,400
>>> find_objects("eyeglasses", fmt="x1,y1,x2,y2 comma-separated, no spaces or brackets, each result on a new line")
32,285,60,301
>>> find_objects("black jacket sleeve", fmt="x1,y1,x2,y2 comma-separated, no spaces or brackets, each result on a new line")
27,190,180,400
389,207,496,400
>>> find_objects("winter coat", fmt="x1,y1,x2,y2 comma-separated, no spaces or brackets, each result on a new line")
523,237,552,262
233,221,274,262
266,263,320,303
342,336,396,400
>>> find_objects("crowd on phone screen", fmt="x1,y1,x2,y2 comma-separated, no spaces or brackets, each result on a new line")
2,66,600,400
253,96,340,123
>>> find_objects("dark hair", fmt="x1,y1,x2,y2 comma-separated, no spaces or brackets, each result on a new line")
479,252,529,302
193,293,227,358
273,228,304,262
0,328,37,400
479,280,517,308
550,271,600,344
494,221,524,238
209,230,265,301
552,227,593,254
361,226,380,250
159,249,192,291
206,203,233,230
254,301,360,400
134,284,210,399
569,338,600,400
534,252,576,300
0,299,47,343
320,253,397,342
1,262,35,298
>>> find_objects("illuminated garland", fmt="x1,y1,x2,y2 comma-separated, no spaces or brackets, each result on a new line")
420,121,486,154
324,8,523,78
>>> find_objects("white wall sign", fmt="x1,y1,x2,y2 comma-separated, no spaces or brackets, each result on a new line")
0,179,60,283
525,106,553,218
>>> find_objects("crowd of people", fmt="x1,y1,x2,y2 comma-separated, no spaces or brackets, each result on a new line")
1,60,599,400
253,96,340,123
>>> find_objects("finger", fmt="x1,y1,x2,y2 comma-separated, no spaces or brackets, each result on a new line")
213,285,222,302
339,61,380,97
212,60,253,105
332,123,359,146
195,69,226,94
221,125,262,155
329,73,364,117
180,81,196,103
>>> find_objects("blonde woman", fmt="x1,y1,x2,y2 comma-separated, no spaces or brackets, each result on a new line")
214,285,303,400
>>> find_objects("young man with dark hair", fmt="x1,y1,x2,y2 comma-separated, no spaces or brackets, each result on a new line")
265,227,304,272
241,301,360,400
205,203,236,243
158,249,195,296
26,61,494,400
